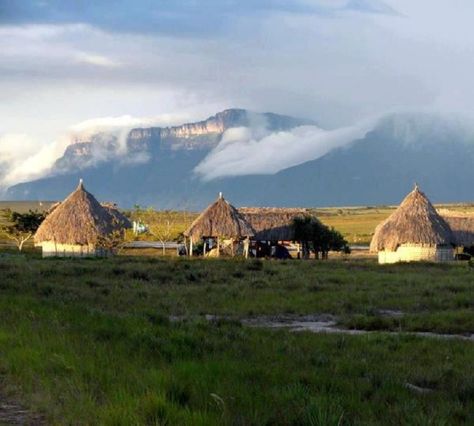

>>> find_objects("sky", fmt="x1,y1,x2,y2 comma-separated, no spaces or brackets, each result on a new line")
2,0,474,186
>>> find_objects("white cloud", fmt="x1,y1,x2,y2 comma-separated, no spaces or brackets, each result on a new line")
74,52,121,68
0,133,68,187
194,119,375,181
0,113,197,189
69,114,189,133
0,134,36,163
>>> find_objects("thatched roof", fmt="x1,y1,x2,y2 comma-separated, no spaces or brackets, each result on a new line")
183,194,254,240
35,180,127,245
48,200,131,229
370,185,454,252
441,214,474,247
239,207,313,241
101,203,132,229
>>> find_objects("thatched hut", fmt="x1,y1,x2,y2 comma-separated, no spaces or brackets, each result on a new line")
370,185,454,264
183,193,254,256
239,208,312,241
34,180,130,257
440,213,474,248
239,208,317,258
48,201,132,229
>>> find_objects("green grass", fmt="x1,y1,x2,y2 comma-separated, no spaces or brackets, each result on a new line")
0,254,473,424
1,255,473,333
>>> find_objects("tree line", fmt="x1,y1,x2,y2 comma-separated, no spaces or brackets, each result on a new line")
293,216,349,259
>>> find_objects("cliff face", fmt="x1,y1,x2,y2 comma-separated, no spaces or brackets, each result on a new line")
55,142,95,171
9,112,474,210
56,133,119,171
56,109,312,169
130,109,255,151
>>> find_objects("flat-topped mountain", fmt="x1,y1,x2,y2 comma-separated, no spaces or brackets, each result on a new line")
7,111,474,209
55,109,313,171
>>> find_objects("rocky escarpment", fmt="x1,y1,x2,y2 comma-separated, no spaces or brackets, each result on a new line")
9,112,474,210
55,134,120,171
129,108,310,151
54,109,313,170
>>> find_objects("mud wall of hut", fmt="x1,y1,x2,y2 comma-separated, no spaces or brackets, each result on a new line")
38,242,107,258
378,244,454,264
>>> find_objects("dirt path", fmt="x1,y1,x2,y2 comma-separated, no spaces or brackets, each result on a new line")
242,315,474,342
0,392,44,425
172,313,474,342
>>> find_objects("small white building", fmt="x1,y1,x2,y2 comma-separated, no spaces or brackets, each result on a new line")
370,185,455,264
34,180,130,257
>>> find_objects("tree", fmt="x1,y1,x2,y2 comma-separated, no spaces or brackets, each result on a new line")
96,215,133,255
147,209,176,255
293,216,349,259
96,229,130,255
293,215,314,258
1,210,45,251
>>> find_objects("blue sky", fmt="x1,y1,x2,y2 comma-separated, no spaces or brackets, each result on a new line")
1,0,474,185
0,1,397,35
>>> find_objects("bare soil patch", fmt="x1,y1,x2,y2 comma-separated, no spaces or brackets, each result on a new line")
0,391,44,425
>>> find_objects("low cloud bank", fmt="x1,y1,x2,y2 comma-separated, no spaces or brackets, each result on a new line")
0,114,189,190
1,112,376,192
194,120,375,181
0,133,67,188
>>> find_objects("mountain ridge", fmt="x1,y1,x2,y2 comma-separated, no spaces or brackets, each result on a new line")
54,108,314,172
6,111,474,209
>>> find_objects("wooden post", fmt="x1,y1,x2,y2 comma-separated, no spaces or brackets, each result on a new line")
190,237,193,257
217,237,220,257
203,239,207,256
244,237,250,259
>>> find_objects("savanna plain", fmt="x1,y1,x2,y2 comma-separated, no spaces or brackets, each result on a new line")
0,205,473,425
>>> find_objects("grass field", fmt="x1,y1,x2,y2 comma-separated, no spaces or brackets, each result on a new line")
314,207,396,245
0,254,473,424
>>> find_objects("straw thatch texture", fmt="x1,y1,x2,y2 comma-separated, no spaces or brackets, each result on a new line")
48,201,131,230
34,181,123,245
184,195,254,240
102,203,132,229
370,186,454,252
239,208,312,241
441,215,474,247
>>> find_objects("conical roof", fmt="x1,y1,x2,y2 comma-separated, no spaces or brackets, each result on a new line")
184,193,254,240
370,185,454,252
34,180,120,245
101,203,132,229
